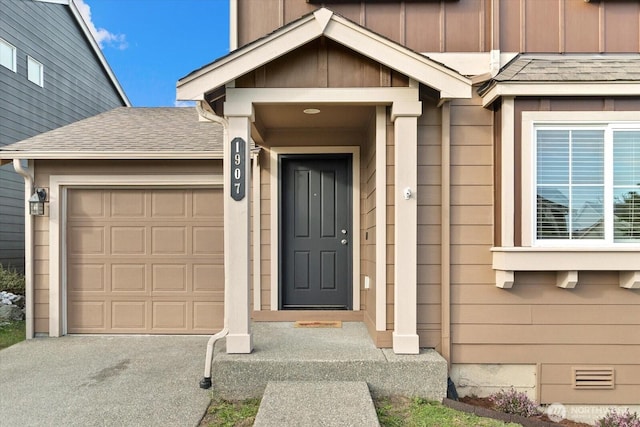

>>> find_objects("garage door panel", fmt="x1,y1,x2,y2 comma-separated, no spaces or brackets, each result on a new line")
67,188,223,334
152,264,187,292
112,301,147,329
152,302,187,330
193,189,223,218
151,227,187,255
152,190,187,218
68,226,105,255
193,264,224,291
111,191,145,218
193,227,224,255
193,302,223,330
68,264,105,291
68,190,105,219
111,227,146,255
69,301,106,329
111,264,147,292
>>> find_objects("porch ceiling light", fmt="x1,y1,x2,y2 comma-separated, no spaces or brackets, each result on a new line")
303,108,321,115
29,188,47,216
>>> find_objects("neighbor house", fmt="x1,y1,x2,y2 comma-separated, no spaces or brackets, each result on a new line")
0,0,129,272
0,0,638,418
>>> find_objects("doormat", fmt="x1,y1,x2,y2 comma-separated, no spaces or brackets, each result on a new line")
294,321,342,328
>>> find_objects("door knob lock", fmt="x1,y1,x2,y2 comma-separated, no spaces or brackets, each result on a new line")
341,239,348,245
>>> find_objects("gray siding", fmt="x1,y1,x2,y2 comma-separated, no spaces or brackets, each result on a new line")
0,0,126,272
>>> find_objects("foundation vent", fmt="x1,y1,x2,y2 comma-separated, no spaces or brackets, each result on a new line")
572,367,615,390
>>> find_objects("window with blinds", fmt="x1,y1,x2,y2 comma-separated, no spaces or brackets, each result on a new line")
535,126,640,244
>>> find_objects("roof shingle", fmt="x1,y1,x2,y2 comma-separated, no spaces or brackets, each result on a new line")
494,54,640,82
0,107,224,158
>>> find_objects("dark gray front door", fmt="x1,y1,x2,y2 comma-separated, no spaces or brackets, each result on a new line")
281,155,352,309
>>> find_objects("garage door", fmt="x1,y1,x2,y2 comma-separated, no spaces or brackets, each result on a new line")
66,188,224,334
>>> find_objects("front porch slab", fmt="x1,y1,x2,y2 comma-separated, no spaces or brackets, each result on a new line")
210,322,447,400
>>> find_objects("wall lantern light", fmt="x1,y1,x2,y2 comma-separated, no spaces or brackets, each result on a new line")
29,188,47,216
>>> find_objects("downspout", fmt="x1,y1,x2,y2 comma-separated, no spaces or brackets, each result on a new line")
196,100,230,389
13,159,34,339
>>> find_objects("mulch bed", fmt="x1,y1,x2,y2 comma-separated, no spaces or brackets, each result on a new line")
442,397,592,427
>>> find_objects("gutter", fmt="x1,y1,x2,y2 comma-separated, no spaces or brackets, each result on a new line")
12,159,34,339
195,101,230,389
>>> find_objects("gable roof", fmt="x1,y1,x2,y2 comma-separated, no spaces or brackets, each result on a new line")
480,54,640,107
0,108,223,159
35,0,130,106
177,8,471,101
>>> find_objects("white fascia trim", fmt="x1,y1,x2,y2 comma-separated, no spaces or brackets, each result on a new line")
0,151,223,160
177,14,322,100
226,87,419,105
521,111,640,248
269,146,361,312
324,15,471,99
482,82,640,107
68,0,130,106
33,0,69,4
47,174,223,337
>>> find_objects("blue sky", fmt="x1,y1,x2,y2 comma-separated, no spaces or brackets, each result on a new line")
80,0,230,107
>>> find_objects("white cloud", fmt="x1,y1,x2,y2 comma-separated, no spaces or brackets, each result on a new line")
174,100,196,108
75,0,128,50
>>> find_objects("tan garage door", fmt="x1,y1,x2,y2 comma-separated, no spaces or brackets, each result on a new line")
66,188,224,334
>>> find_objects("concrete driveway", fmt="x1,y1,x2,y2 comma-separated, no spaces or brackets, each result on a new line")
0,335,212,427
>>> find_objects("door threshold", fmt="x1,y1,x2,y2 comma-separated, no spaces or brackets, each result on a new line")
252,310,363,322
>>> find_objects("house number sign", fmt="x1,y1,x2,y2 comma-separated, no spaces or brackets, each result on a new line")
230,137,245,201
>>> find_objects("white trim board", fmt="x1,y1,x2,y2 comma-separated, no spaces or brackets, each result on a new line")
47,174,223,337
269,146,361,312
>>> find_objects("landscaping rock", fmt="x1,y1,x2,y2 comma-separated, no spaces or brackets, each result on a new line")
0,304,24,321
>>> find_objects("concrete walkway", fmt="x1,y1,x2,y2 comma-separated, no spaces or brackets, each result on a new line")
254,381,380,427
0,336,211,427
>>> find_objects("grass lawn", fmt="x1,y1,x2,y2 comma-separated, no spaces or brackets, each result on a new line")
0,320,25,350
199,395,522,427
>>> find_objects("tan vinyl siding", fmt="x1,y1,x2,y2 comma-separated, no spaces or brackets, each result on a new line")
32,160,222,335
386,116,395,331
363,115,377,333
457,97,640,404
239,0,640,54
417,100,443,349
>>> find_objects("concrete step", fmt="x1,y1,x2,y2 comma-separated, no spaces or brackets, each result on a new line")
211,322,447,400
254,381,380,427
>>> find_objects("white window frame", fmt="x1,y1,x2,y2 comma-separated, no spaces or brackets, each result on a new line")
27,56,44,87
0,38,17,72
522,112,640,249
491,111,640,289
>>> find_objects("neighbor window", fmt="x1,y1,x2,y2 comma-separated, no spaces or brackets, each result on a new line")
27,56,43,86
0,38,16,72
535,125,639,244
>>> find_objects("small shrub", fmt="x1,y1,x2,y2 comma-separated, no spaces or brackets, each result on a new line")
0,265,25,296
596,408,640,427
489,388,539,418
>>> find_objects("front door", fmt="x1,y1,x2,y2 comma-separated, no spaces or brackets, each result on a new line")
281,155,352,309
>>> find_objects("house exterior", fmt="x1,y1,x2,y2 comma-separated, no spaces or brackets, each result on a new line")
0,0,639,418
0,0,129,272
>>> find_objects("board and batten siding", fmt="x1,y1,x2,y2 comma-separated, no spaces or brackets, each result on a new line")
237,0,640,54
0,0,126,271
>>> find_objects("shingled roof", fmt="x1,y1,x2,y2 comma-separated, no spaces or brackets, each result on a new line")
0,107,224,159
494,54,640,82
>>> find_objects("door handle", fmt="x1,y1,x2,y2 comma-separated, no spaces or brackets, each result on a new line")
341,239,348,245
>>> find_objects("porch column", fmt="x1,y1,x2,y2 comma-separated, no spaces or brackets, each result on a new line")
224,102,254,354
391,100,422,354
